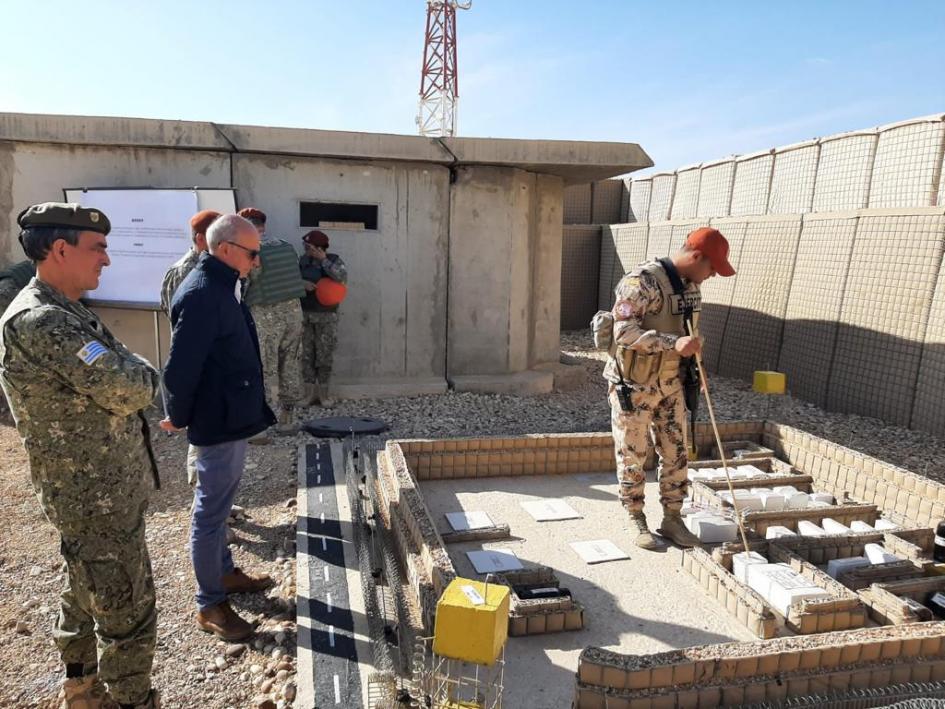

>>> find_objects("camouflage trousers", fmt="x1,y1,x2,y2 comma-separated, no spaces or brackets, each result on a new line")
301,310,338,384
251,299,304,416
608,382,689,513
54,506,156,705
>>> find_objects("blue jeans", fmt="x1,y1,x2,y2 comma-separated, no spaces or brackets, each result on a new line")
190,439,248,610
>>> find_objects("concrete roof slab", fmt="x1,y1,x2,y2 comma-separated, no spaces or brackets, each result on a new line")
0,112,652,183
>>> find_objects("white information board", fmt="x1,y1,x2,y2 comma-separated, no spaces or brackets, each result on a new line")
445,511,495,531
520,499,582,522
63,188,236,307
466,549,523,574
569,539,629,564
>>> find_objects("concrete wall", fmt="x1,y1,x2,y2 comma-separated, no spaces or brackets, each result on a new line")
232,154,450,387
0,140,230,365
592,111,945,436
447,167,563,389
2,110,647,396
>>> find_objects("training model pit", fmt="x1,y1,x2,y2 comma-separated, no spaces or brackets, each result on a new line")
315,418,945,708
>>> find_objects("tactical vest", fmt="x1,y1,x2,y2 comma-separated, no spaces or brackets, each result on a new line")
244,239,306,306
613,261,701,388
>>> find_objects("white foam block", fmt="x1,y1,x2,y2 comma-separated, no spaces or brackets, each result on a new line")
746,563,830,615
445,511,495,531
766,525,797,539
733,551,768,582
827,556,871,579
850,520,874,532
520,499,582,521
757,491,786,511
875,519,900,531
570,539,629,564
719,491,764,512
822,518,851,535
798,520,826,536
809,501,832,509
466,549,523,573
738,464,767,477
774,486,798,495
688,514,739,543
864,543,901,565
811,492,836,505
786,492,810,509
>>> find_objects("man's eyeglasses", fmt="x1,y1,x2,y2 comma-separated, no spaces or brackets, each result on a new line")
226,241,261,259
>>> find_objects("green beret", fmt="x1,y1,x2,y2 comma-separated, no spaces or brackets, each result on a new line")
17,202,111,236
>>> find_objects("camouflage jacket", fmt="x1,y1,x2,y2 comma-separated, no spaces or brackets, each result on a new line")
0,278,160,534
603,260,691,384
160,248,200,315
299,253,347,312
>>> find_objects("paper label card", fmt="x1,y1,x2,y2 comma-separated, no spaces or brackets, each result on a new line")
446,511,494,531
521,499,581,521
466,550,523,574
570,539,629,564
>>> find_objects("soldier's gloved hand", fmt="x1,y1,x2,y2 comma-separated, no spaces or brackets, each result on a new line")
674,335,702,358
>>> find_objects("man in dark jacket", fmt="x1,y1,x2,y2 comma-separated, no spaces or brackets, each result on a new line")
161,213,276,641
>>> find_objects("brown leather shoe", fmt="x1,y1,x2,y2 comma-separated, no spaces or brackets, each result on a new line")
196,601,253,641
223,567,272,594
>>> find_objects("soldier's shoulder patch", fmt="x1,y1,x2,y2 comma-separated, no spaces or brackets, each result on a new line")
77,340,107,365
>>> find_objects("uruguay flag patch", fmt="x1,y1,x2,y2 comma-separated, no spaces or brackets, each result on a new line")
77,340,108,365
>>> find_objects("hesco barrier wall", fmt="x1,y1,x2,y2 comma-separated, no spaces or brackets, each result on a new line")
582,113,945,435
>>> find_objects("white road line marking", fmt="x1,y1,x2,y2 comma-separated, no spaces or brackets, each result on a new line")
324,566,329,582
322,536,328,551
327,593,333,612
328,625,335,647
320,512,325,524
333,674,340,704
317,474,321,484
319,492,323,503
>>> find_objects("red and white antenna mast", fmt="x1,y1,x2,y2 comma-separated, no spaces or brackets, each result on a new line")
417,1,471,137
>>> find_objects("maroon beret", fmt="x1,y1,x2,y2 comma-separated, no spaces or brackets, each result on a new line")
237,207,267,224
302,230,329,248
190,210,221,235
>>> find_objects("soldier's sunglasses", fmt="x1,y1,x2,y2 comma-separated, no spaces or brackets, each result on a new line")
226,241,261,259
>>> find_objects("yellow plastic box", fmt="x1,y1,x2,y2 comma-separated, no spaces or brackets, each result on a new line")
433,577,510,666
753,371,786,395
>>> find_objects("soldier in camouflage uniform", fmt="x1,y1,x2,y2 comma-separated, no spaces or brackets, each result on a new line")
0,203,161,708
0,260,36,421
605,227,734,550
298,229,347,406
160,210,220,485
159,210,220,316
0,259,35,316
239,208,306,436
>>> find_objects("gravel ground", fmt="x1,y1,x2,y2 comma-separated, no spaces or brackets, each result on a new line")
0,423,300,708
1,328,944,708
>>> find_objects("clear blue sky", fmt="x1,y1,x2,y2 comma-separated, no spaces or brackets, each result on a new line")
2,1,943,173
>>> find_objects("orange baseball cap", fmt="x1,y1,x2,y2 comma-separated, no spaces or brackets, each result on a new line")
685,227,735,277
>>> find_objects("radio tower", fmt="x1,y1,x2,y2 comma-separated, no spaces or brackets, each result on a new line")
416,1,471,137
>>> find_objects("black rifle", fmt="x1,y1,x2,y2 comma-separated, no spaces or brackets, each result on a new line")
658,258,700,456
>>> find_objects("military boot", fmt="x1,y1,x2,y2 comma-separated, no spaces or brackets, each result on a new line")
657,510,701,548
58,674,110,709
627,512,662,550
274,407,299,436
109,689,161,709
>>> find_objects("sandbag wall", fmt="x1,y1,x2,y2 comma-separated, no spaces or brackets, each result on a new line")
598,114,945,436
